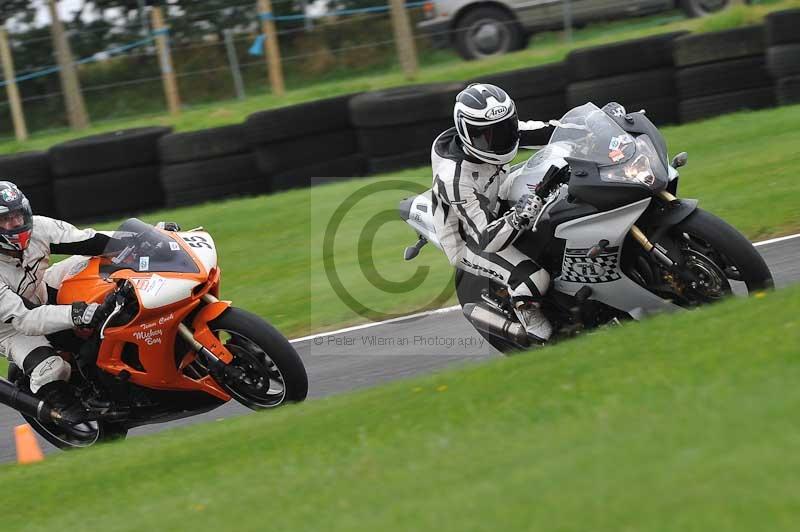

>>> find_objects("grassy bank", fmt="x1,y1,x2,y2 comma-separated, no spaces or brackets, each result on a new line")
2,0,799,154
1,279,798,531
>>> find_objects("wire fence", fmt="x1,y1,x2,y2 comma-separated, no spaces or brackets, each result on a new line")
0,0,699,139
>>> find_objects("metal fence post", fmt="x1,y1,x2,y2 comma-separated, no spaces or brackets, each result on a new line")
562,0,573,42
224,30,246,101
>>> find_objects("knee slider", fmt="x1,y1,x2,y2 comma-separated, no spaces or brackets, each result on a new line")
508,261,550,298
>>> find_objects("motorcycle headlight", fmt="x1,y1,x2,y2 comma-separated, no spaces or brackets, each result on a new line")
600,154,656,187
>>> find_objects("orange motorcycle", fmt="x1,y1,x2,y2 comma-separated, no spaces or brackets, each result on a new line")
0,219,308,449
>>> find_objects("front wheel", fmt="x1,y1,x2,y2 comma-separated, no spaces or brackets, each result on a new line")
668,208,773,303
209,308,308,410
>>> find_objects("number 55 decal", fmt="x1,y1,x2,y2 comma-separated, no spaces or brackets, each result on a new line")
183,235,213,249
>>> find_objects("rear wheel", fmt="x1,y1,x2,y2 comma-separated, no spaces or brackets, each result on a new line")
454,7,525,60
209,308,308,409
455,270,521,354
681,0,734,18
7,364,127,450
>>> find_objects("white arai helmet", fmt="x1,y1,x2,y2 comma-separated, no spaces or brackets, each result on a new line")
453,83,520,165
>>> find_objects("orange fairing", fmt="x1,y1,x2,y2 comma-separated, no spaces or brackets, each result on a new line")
57,228,231,402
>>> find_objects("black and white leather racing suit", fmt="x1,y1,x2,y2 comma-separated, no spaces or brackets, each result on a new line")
430,127,550,301
0,216,109,393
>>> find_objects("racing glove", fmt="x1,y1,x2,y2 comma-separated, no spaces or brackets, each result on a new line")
71,302,102,328
507,194,543,230
156,221,181,232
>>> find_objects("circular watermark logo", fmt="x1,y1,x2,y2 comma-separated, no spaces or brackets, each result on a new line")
321,179,455,322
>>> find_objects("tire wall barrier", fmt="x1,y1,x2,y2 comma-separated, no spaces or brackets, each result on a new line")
1,11,798,222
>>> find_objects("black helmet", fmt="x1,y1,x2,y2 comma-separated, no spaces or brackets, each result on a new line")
0,181,33,253
453,83,519,164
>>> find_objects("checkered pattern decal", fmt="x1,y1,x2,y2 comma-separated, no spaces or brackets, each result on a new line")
560,246,622,283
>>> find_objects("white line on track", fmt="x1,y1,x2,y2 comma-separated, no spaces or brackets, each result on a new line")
290,231,800,344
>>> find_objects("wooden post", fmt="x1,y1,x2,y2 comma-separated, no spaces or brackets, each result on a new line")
389,0,418,80
257,0,285,97
151,7,181,116
0,27,28,141
47,0,89,130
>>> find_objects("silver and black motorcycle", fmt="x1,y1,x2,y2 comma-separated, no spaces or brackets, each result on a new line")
399,103,773,352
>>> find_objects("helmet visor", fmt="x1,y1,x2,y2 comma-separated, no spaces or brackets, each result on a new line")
465,113,519,155
0,206,31,234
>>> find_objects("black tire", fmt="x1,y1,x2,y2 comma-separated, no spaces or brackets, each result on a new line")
158,124,249,165
52,165,163,221
567,32,687,82
677,55,770,99
253,129,357,174
24,184,57,218
566,68,676,108
673,26,765,67
671,208,773,298
470,63,567,99
271,154,366,192
513,92,567,123
7,364,127,450
766,44,800,79
49,126,172,178
777,75,800,105
357,119,450,158
679,86,775,123
349,82,466,128
766,8,800,46
0,151,51,187
681,0,732,18
160,152,266,207
209,307,308,408
453,6,524,60
245,94,355,145
454,270,519,354
367,150,430,174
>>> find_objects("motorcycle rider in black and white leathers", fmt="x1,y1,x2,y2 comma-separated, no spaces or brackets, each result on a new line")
0,182,136,423
431,84,553,341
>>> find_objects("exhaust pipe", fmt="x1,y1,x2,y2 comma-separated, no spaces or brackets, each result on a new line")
0,377,57,423
462,303,530,348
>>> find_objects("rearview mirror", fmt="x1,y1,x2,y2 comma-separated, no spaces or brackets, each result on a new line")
671,152,688,168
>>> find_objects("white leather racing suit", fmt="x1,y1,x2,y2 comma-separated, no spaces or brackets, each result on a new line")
431,127,550,300
0,216,108,392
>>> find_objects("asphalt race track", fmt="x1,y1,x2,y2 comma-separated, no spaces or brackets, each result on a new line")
1,235,798,462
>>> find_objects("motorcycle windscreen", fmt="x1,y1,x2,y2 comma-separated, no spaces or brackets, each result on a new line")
548,103,636,167
101,218,200,275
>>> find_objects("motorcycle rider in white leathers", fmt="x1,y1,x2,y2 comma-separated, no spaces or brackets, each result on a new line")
0,181,124,422
431,84,553,342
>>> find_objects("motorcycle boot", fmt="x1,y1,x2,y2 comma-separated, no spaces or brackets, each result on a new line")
513,300,553,343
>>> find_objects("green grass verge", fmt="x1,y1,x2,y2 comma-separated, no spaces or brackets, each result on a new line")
1,280,798,531
2,0,799,154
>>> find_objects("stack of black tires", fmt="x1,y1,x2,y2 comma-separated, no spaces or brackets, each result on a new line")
245,95,365,192
0,151,56,217
566,32,686,126
765,9,800,105
159,124,261,207
473,63,567,146
674,25,774,123
48,127,171,221
349,82,466,174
